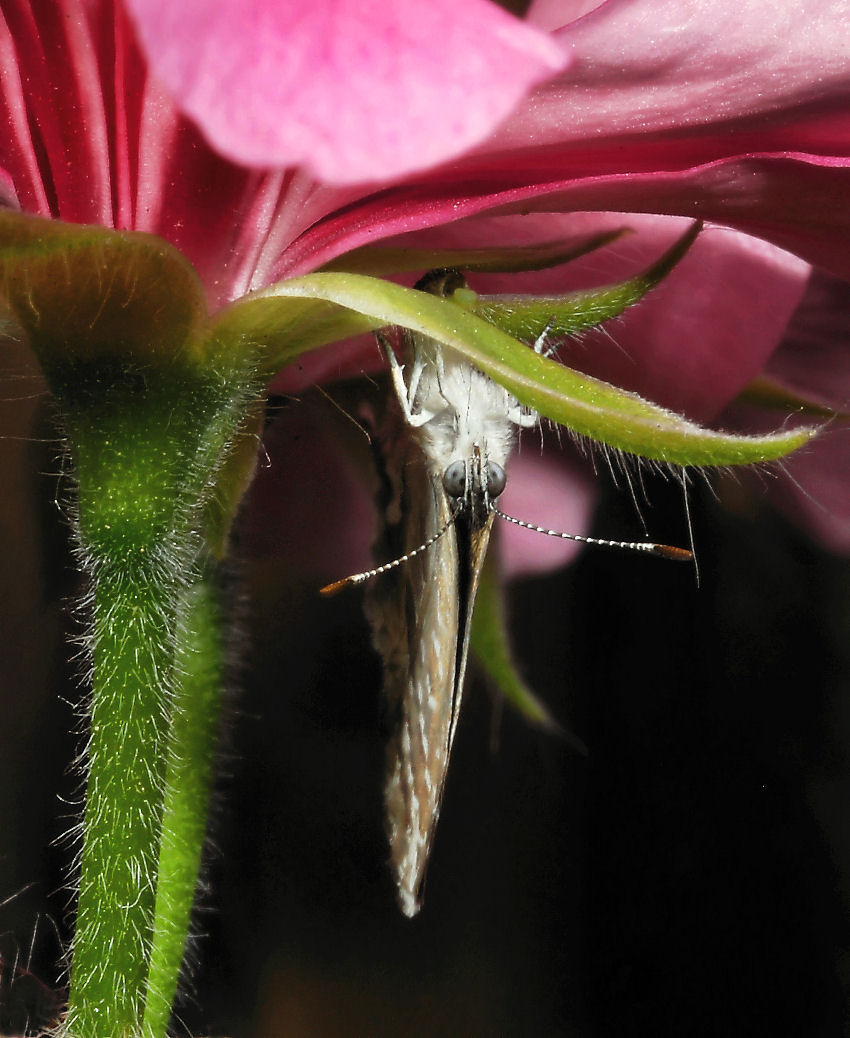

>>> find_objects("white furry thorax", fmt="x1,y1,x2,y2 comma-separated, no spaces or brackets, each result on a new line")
408,345,523,476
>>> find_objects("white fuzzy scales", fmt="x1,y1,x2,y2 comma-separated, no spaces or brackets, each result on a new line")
395,339,526,481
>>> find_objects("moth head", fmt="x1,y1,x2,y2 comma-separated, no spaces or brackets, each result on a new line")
441,458,506,503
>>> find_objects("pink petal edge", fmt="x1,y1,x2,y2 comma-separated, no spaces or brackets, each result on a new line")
125,0,568,185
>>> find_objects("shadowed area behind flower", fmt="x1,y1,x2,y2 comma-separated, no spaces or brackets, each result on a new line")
4,437,850,1035
200,465,850,1036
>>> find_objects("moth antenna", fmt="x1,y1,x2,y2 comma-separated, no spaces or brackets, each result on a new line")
492,508,693,561
320,508,460,596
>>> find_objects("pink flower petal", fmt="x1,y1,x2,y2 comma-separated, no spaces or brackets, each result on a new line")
764,271,850,408
523,0,850,149
0,165,19,209
498,446,596,578
4,1,848,308
274,151,850,284
0,0,116,224
528,1,605,30
274,0,850,279
125,0,568,186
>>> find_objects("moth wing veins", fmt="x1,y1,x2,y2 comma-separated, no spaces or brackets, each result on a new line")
365,417,461,917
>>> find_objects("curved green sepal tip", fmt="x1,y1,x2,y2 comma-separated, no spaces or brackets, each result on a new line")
472,221,701,340
141,572,226,1038
248,271,820,467
202,397,267,558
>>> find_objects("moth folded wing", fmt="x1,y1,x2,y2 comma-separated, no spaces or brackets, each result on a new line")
450,510,495,749
366,453,460,917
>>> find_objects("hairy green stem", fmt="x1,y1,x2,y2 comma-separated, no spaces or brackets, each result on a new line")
50,356,259,1038
142,571,226,1037
65,552,184,1038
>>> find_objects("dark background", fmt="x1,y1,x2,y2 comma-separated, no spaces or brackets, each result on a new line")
1,372,849,1037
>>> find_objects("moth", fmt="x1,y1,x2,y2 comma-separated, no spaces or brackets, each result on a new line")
323,269,690,916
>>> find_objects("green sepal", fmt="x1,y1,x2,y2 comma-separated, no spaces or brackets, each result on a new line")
213,287,382,375
471,552,589,754
142,568,226,1038
319,227,629,276
0,211,209,365
736,374,847,420
201,398,267,558
470,552,560,732
240,269,819,467
0,212,264,553
472,221,701,340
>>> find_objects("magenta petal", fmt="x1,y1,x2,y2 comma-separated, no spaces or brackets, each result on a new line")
125,0,567,185
0,0,118,224
272,0,850,278
764,272,850,408
274,150,850,285
0,165,19,209
499,448,596,578
491,156,850,284
525,0,850,148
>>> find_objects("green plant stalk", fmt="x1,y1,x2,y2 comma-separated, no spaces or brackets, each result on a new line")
141,570,226,1038
48,355,259,1038
0,216,267,1036
66,551,185,1038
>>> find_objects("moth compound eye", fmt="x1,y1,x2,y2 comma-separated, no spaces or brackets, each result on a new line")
486,462,506,498
443,461,467,499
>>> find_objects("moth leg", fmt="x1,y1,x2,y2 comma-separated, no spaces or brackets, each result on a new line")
505,320,556,427
532,318,559,358
434,345,448,385
406,347,427,410
507,403,539,429
377,331,434,427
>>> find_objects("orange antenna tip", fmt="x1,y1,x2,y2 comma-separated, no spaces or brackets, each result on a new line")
319,577,353,596
650,544,693,562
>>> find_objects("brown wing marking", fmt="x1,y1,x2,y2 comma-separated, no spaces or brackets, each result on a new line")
368,442,460,916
